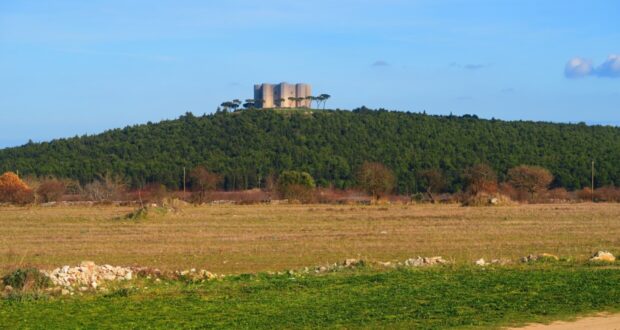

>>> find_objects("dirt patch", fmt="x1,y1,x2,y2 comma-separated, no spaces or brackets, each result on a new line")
510,313,620,330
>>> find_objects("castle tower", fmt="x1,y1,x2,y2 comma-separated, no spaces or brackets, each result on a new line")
296,83,312,107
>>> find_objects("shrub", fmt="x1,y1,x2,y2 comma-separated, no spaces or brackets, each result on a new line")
594,186,620,202
462,164,498,195
36,179,66,203
546,187,570,202
282,184,317,203
139,183,168,204
277,171,316,202
576,188,594,202
461,193,514,207
2,268,51,291
189,166,221,204
82,173,127,202
418,169,446,203
356,162,396,199
0,172,35,205
507,165,553,201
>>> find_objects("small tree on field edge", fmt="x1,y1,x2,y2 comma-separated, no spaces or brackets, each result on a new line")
357,162,396,200
462,163,497,196
418,169,446,203
507,165,553,201
277,170,316,202
189,166,221,204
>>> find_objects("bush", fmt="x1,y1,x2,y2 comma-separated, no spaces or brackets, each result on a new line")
82,174,127,202
282,184,317,203
594,186,620,202
462,164,498,195
2,268,51,291
461,193,514,207
507,165,553,201
139,183,168,204
36,179,66,203
546,187,570,202
576,188,594,202
0,172,34,205
356,162,396,199
189,166,221,204
277,171,316,202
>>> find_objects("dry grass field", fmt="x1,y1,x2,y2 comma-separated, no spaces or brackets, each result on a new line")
2,203,620,274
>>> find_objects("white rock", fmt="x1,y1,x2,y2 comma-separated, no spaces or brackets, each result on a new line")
590,251,616,262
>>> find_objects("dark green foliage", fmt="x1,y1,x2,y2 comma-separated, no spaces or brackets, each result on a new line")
277,171,316,202
2,268,50,291
277,170,315,190
1,109,618,193
2,266,620,328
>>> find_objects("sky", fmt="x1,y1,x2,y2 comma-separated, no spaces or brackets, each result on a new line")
1,0,619,148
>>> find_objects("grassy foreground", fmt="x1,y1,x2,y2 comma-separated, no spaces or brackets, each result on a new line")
2,264,620,329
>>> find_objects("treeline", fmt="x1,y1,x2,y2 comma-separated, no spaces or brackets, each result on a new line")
1,108,619,193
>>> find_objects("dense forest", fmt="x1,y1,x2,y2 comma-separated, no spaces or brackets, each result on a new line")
1,108,618,193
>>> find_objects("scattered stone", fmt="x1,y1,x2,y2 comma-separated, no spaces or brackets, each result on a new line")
403,256,447,267
316,266,328,273
343,259,363,268
490,259,511,265
539,253,559,260
3,285,13,294
590,251,616,263
61,289,70,296
173,268,219,281
475,258,488,266
521,253,559,263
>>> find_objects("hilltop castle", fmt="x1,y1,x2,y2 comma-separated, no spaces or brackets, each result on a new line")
254,83,312,108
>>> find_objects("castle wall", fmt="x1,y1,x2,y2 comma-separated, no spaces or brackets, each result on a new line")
254,82,312,109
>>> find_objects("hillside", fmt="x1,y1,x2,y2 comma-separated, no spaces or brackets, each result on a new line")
1,108,619,193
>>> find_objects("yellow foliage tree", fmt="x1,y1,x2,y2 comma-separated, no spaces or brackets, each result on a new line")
0,172,34,204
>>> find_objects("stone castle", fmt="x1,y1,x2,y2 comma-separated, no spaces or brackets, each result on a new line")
253,83,312,108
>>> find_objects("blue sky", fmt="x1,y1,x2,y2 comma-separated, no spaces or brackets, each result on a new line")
1,0,619,148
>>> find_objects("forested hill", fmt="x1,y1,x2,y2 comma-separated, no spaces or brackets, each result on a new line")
1,108,619,193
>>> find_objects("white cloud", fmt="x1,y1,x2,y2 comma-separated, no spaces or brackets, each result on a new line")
596,54,620,78
564,57,593,78
565,55,620,79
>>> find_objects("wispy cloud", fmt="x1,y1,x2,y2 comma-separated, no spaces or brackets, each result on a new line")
464,64,487,70
450,62,489,70
565,55,620,78
371,60,390,67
